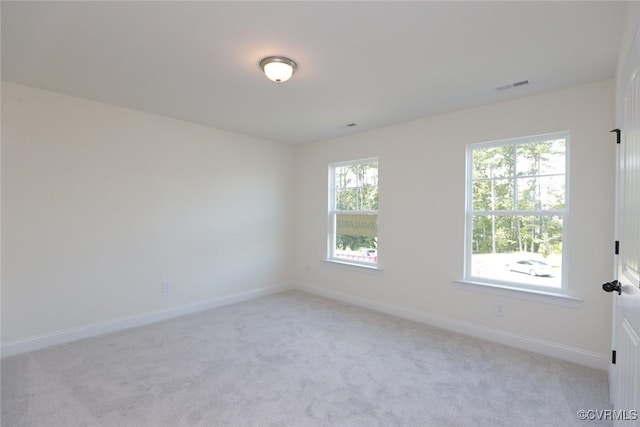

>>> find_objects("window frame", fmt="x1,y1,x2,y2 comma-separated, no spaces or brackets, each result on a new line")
327,157,380,268
464,132,570,294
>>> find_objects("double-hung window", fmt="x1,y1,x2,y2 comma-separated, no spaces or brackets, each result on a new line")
328,158,379,266
465,132,568,292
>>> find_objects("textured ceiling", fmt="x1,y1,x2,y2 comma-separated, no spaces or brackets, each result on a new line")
1,1,627,144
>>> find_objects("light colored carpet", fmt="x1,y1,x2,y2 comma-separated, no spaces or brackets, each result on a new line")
2,290,612,426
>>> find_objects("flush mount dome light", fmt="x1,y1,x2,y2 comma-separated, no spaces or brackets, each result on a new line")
260,56,297,83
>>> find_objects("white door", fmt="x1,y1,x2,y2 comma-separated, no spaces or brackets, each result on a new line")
609,13,640,424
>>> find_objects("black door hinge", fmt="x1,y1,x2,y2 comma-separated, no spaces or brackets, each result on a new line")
611,129,621,144
612,350,617,364
615,240,620,255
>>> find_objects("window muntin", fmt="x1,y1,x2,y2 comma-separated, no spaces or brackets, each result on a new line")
465,133,568,291
329,159,379,266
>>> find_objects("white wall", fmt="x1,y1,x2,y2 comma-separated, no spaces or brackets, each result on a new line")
1,79,617,366
295,80,616,366
1,82,294,346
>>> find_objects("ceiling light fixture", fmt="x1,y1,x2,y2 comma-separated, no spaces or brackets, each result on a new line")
260,56,297,83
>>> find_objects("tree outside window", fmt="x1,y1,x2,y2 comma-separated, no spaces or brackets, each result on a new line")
466,133,568,290
329,159,379,265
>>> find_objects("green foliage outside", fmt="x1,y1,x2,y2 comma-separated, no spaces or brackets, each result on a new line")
335,162,378,251
472,139,565,258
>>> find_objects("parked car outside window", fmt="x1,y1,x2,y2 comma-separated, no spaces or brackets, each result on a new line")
506,259,553,277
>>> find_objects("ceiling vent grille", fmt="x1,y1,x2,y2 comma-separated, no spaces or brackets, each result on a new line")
496,79,531,91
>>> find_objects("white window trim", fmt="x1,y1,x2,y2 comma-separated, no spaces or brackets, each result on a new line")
453,280,582,308
322,258,384,271
327,157,380,269
464,131,571,296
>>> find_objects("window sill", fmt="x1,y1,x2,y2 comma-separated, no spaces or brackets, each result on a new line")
322,259,383,272
453,279,582,308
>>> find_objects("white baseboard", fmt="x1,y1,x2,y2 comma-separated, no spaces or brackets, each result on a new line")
2,283,609,371
1,285,292,358
298,284,609,371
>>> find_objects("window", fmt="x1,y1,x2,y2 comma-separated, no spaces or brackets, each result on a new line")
328,158,379,266
465,133,568,291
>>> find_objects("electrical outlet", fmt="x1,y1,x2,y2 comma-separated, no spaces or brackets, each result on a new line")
162,282,171,293
495,303,505,317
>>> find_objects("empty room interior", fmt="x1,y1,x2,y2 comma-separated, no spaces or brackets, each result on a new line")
2,1,640,426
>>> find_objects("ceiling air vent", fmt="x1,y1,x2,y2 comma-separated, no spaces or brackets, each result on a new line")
496,79,531,91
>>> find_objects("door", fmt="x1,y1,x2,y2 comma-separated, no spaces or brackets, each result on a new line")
609,13,640,424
